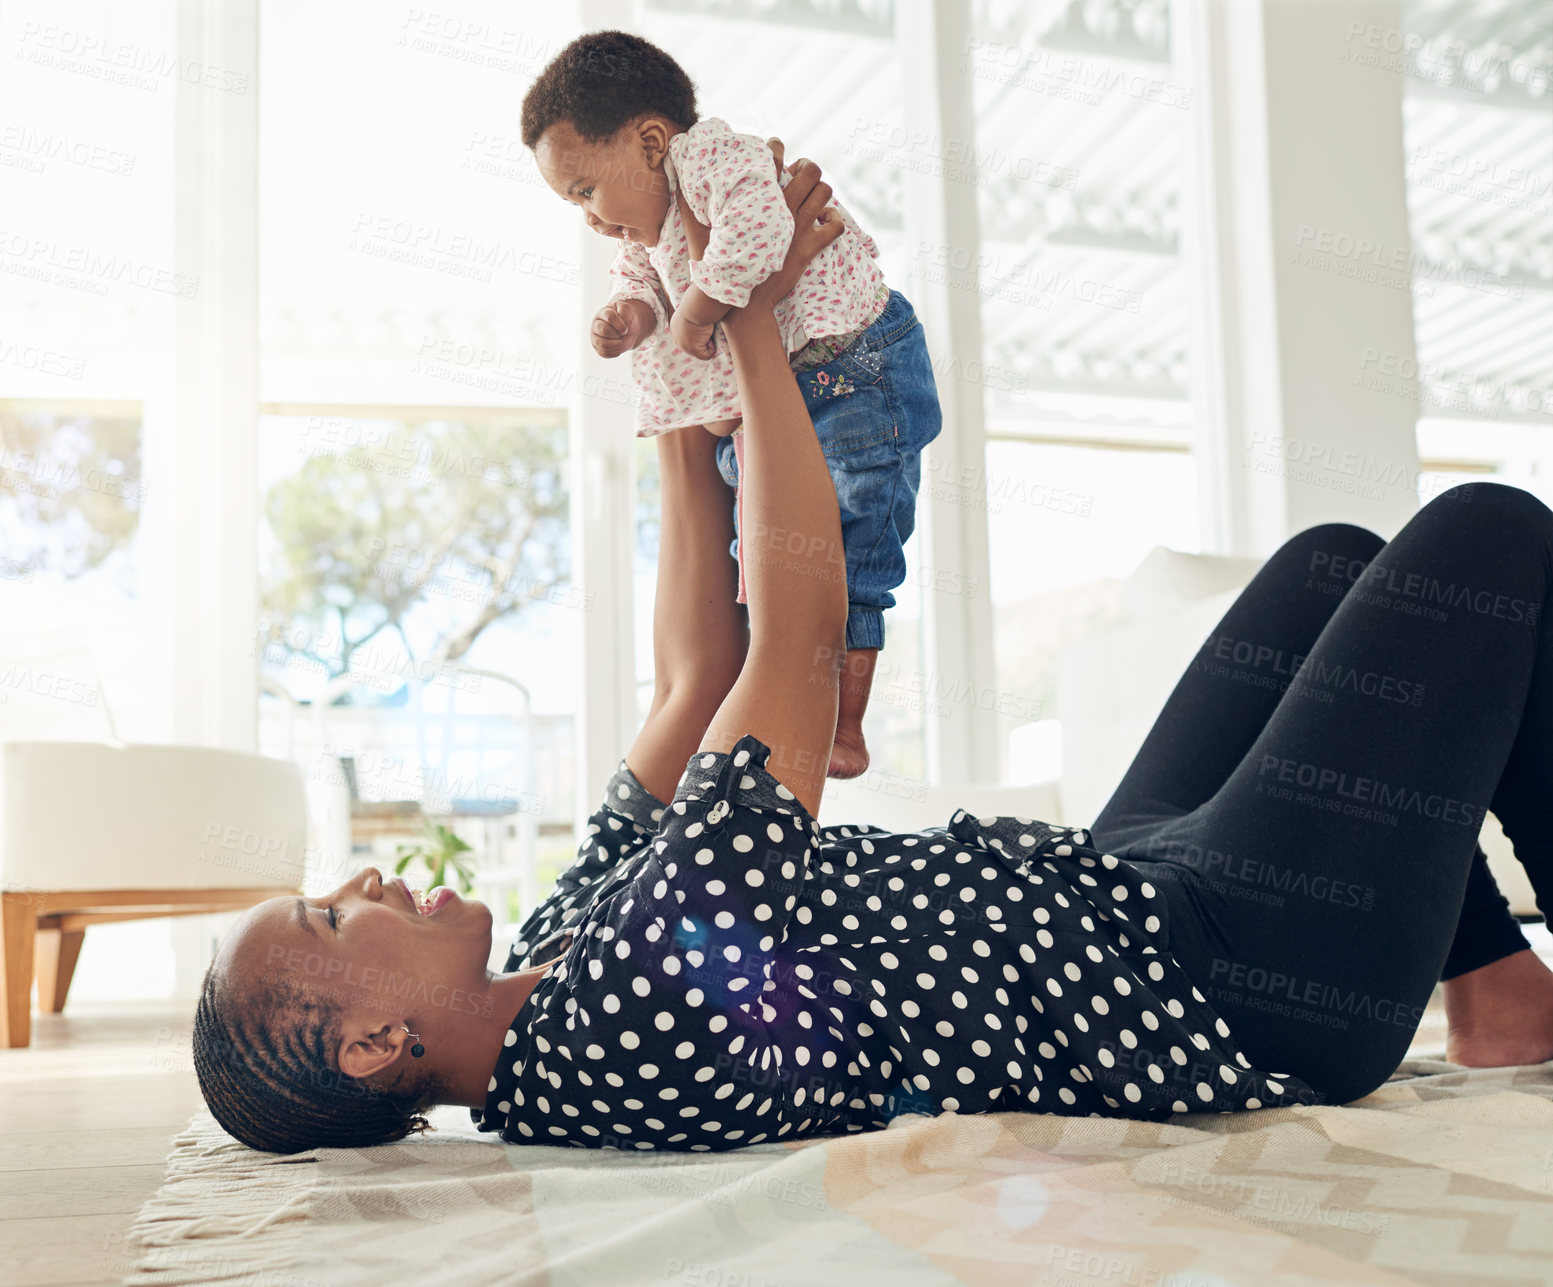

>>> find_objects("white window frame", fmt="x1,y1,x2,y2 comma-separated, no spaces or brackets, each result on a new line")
897,0,1001,785
154,0,259,753
1175,0,1424,556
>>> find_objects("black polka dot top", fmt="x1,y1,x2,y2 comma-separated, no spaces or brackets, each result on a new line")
472,735,1323,1151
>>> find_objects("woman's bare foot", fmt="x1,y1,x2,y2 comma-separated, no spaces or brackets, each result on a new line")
1442,947,1553,1066
828,725,870,779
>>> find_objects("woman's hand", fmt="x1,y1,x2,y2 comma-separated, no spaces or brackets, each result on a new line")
744,158,843,312
675,140,844,309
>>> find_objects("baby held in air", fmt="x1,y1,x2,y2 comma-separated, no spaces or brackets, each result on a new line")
524,30,943,779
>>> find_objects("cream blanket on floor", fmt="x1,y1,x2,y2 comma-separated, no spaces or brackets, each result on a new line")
124,962,1553,1287
124,1055,1553,1285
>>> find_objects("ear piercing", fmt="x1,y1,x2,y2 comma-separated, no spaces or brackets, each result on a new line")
401,1025,425,1058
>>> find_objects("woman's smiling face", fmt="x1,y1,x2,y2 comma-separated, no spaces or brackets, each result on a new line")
217,867,497,1021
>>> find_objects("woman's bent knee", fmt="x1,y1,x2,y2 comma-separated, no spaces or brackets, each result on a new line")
1431,481,1553,532
1269,523,1385,584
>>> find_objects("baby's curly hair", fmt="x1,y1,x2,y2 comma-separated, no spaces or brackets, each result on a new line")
521,30,697,149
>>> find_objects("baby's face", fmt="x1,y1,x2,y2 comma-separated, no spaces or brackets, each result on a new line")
534,119,673,247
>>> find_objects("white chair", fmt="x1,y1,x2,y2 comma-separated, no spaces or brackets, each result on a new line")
0,640,308,1047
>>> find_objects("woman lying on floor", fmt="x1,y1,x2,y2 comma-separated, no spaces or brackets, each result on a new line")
196,160,1553,1154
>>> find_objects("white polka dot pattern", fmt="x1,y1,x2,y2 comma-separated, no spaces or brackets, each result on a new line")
474,735,1322,1151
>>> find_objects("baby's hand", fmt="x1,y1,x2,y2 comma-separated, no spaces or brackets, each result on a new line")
670,309,716,361
591,298,655,358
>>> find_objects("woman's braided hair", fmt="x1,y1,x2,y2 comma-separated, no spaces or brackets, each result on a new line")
193,963,438,1154
520,30,697,148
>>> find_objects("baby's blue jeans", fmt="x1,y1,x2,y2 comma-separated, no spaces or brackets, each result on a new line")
715,290,943,651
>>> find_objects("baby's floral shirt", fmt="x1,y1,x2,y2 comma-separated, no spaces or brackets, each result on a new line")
606,117,888,437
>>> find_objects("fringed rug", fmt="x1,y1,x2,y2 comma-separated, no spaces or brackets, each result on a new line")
124,1047,1553,1287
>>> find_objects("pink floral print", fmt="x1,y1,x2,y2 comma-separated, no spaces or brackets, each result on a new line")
603,117,888,437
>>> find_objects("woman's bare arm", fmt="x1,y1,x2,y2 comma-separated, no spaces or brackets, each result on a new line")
622,155,840,804
696,181,850,819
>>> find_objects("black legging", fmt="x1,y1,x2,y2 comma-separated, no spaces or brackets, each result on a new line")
1088,482,1553,1105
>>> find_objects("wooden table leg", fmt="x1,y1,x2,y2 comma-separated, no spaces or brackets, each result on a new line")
35,926,85,1014
2,892,39,1048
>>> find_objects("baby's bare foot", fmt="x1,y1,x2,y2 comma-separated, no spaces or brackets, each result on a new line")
828,728,870,780
830,646,878,781
1443,947,1553,1067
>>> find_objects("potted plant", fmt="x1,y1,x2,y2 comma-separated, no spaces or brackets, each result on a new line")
394,818,477,894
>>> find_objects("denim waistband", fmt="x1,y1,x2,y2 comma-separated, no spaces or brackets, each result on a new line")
790,282,895,372
852,288,919,351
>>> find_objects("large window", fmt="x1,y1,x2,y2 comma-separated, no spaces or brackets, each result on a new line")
0,0,176,743
0,0,182,998
0,404,145,730
256,411,578,939
258,0,587,949
983,440,1197,779
964,0,1198,779
1399,0,1553,503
